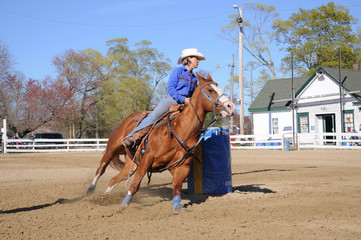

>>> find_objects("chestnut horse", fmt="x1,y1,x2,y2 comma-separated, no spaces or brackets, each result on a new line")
86,73,235,210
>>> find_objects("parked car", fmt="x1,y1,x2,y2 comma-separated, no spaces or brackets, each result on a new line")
33,133,63,140
25,132,64,149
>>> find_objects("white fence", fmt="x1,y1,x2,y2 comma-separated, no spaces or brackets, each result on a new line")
296,132,361,149
2,138,108,153
229,133,291,150
2,132,361,153
230,132,361,150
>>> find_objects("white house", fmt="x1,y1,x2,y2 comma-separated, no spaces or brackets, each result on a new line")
249,66,361,145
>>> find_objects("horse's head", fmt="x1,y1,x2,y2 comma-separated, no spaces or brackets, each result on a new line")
196,73,235,117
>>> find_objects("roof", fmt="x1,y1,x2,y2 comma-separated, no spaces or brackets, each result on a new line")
319,67,361,96
248,75,309,112
249,67,361,113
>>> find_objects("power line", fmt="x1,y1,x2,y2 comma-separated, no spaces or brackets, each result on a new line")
242,3,361,13
0,8,232,28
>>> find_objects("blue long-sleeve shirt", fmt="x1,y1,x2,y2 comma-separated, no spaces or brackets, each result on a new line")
166,66,198,103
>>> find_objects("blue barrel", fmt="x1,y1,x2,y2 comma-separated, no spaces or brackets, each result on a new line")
188,128,232,195
285,141,290,151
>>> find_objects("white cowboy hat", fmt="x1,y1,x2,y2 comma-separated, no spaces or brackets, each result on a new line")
177,48,205,64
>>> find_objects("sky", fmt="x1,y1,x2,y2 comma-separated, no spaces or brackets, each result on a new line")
2,0,361,113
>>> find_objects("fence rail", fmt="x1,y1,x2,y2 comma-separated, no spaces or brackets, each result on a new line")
296,132,361,149
230,132,361,150
2,138,108,153
2,132,361,153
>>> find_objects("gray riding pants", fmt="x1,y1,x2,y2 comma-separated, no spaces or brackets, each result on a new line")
127,94,178,137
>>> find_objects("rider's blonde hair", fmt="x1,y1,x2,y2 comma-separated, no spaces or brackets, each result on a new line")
182,56,192,65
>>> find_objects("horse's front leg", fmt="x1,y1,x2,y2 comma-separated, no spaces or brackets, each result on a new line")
120,155,153,207
170,161,191,210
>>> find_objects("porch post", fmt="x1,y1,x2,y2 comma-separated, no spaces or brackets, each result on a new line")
338,49,344,134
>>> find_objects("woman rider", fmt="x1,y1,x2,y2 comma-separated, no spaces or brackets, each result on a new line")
123,48,205,148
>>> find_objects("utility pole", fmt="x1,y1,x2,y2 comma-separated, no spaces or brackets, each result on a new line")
233,5,244,134
291,55,296,149
338,49,344,133
230,54,234,133
250,64,253,134
250,65,253,103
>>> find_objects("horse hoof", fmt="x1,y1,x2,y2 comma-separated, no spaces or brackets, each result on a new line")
86,185,95,195
178,207,187,212
173,204,185,211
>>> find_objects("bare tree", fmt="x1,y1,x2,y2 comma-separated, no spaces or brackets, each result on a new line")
0,42,28,136
0,41,15,121
220,3,279,80
53,49,106,138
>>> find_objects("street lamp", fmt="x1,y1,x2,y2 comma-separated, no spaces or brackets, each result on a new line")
233,5,244,134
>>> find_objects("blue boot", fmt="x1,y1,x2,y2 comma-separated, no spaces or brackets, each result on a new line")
121,194,133,207
172,195,183,210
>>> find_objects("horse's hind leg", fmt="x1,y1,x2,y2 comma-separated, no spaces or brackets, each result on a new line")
87,149,121,195
105,157,137,193
120,156,153,207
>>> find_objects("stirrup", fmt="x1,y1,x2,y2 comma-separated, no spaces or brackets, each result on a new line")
122,136,136,148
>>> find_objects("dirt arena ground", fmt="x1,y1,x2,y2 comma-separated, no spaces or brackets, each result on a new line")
1,150,361,240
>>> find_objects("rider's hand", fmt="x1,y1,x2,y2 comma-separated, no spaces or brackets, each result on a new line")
184,98,191,106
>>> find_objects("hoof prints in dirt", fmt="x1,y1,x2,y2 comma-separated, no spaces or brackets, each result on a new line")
86,194,123,206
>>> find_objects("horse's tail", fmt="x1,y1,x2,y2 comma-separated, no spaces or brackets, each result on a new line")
109,155,125,172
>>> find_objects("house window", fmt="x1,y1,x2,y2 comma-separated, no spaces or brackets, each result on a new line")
272,118,279,134
297,113,309,133
343,110,354,133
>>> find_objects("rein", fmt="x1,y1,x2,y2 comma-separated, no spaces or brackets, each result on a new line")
191,81,225,132
158,116,218,173
155,81,223,173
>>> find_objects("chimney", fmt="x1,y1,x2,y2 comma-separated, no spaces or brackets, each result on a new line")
352,64,361,71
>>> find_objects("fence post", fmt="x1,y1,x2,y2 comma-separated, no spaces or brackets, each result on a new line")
3,140,7,154
1,119,8,154
313,133,316,149
297,135,300,150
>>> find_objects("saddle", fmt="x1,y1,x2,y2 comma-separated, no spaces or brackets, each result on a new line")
125,104,185,164
133,104,184,133
134,104,183,124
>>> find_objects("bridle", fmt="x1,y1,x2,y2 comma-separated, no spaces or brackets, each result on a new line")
200,82,226,108
190,81,226,132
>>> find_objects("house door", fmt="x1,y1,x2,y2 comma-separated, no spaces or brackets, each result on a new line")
322,114,336,145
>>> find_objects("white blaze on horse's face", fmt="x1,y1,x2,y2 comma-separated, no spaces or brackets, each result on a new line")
211,83,236,117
